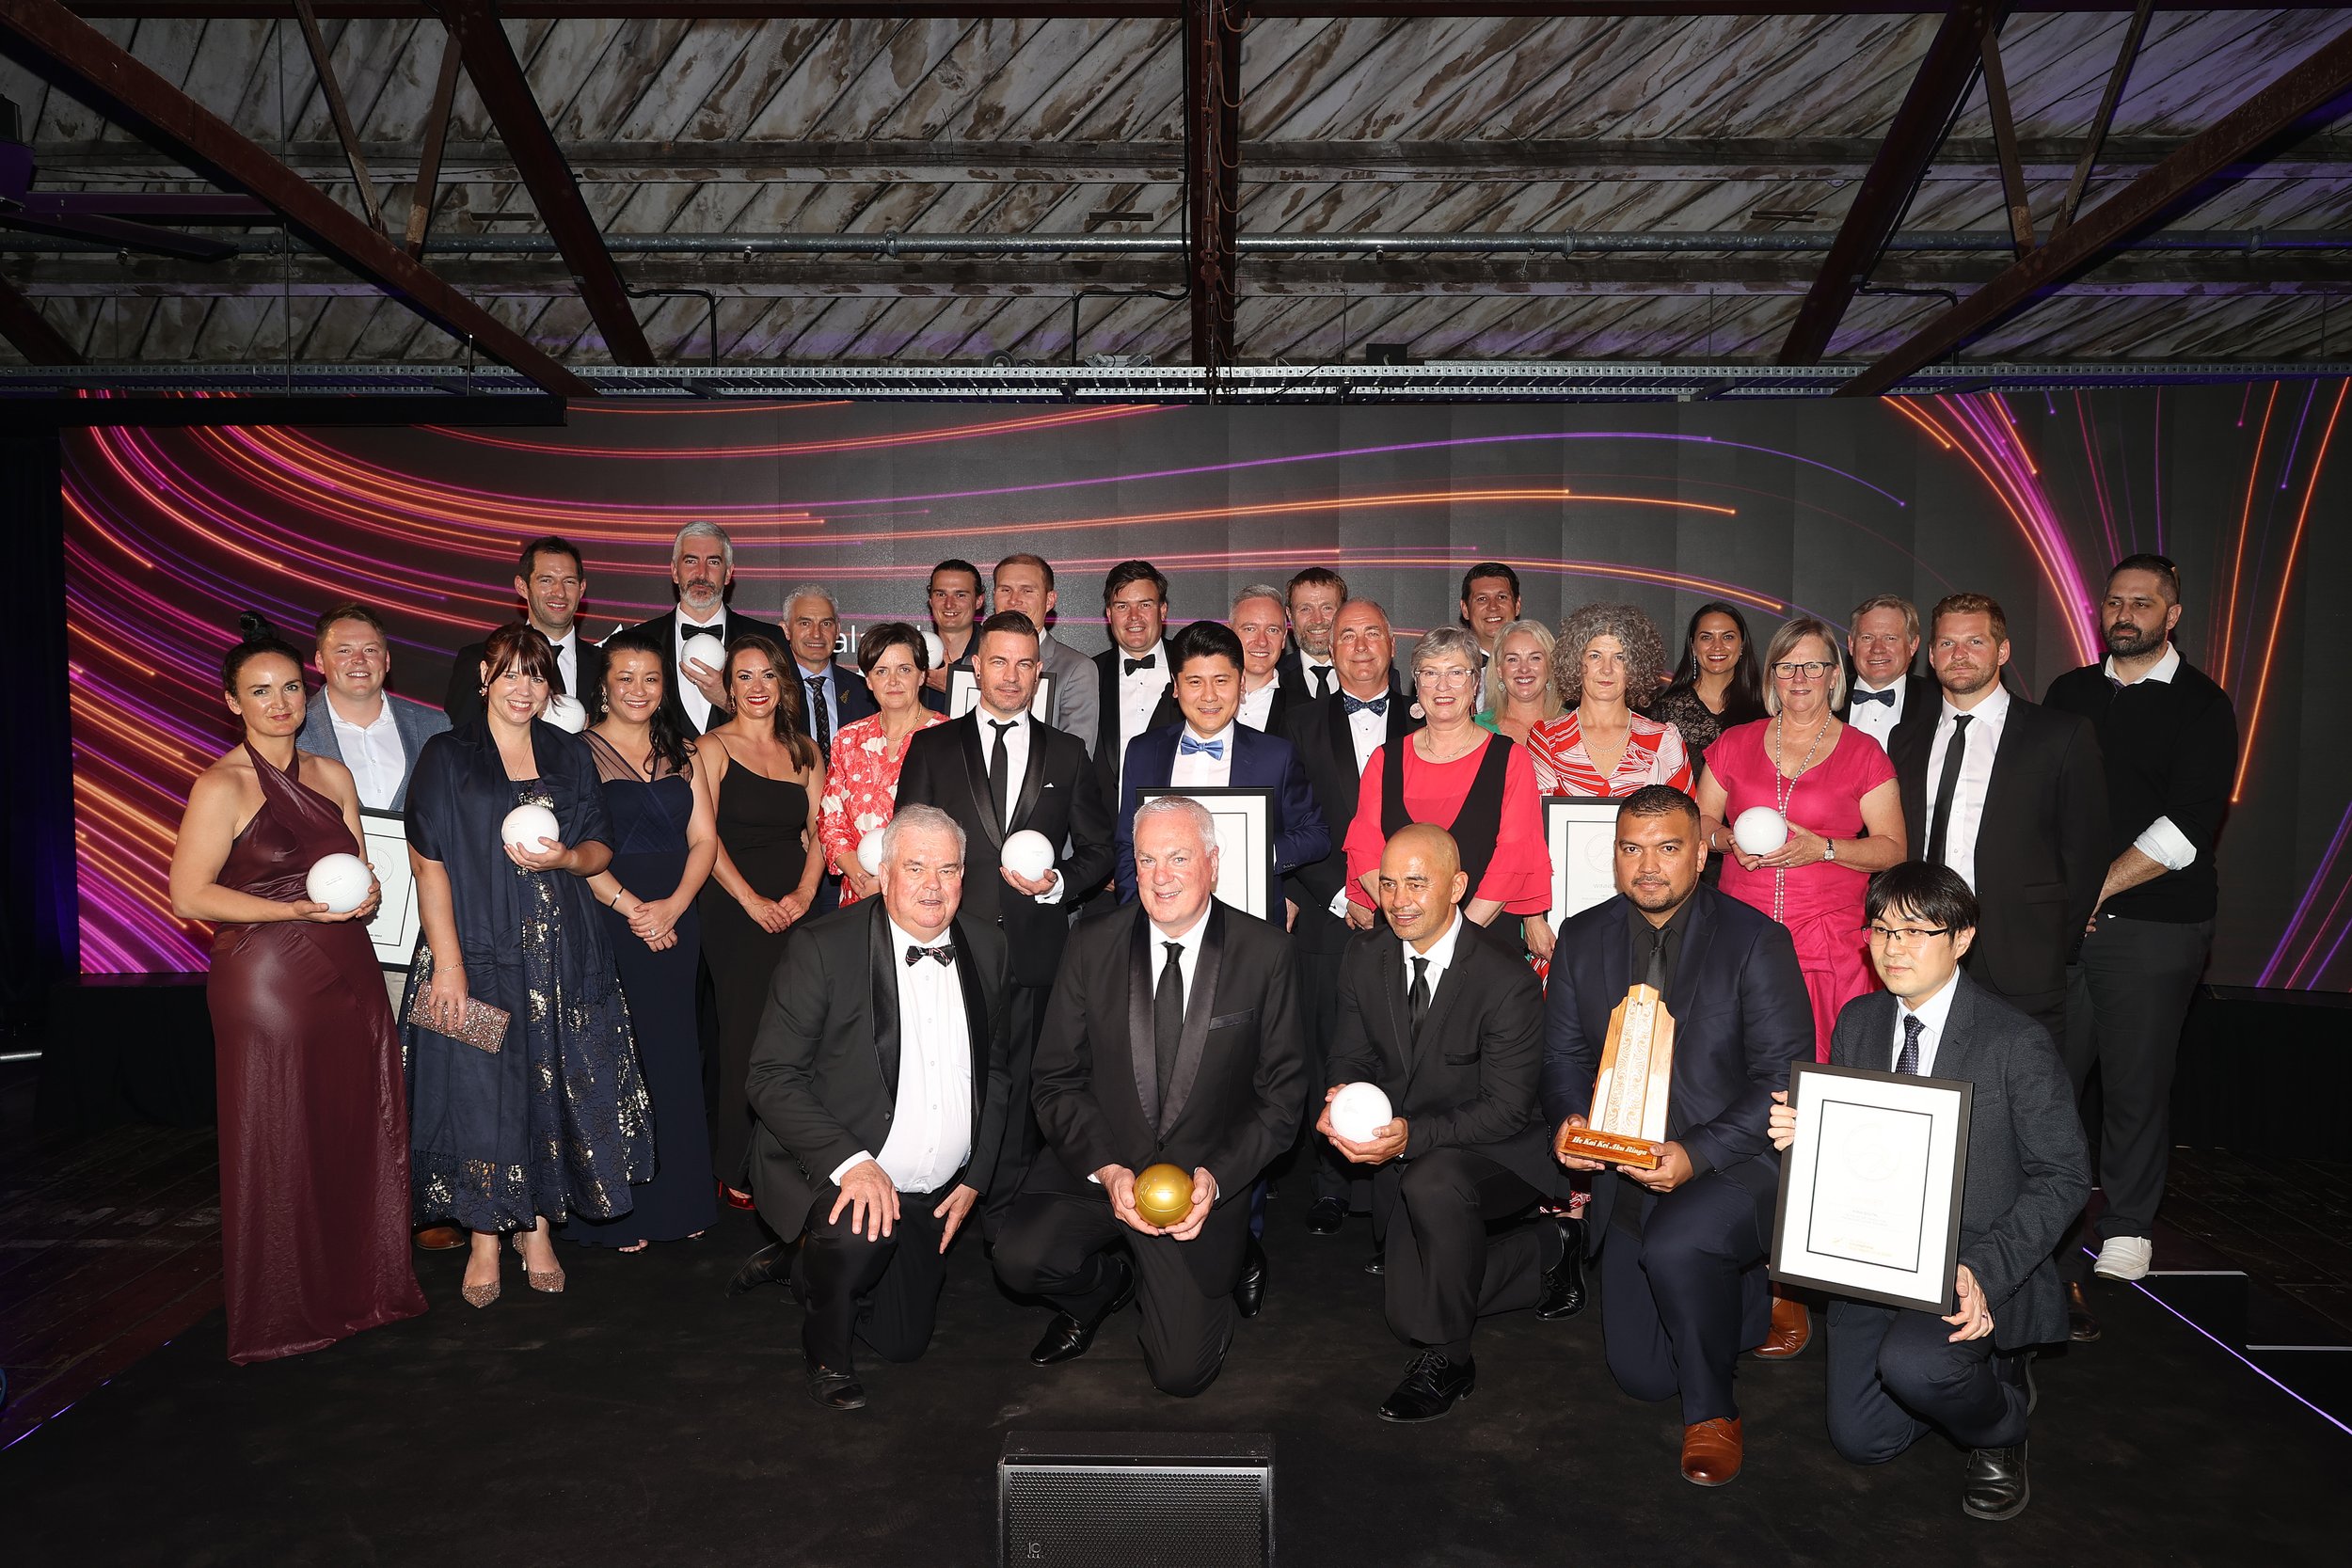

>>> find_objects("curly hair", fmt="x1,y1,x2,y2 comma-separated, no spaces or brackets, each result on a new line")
1553,602,1668,707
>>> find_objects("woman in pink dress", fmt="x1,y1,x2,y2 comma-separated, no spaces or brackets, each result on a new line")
1528,602,1694,799
818,622,947,905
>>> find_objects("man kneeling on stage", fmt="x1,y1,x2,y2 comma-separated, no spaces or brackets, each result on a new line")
995,795,1304,1397
1321,824,1583,1423
1770,862,2089,1521
739,804,1012,1411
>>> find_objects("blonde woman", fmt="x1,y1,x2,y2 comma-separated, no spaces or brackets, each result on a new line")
1477,618,1565,744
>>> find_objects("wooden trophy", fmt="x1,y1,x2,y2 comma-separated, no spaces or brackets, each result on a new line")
1556,982,1676,1170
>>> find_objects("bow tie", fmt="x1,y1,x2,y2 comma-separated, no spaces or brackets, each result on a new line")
1124,655,1157,674
1178,736,1225,760
1342,692,1388,716
1851,687,1897,707
905,943,955,967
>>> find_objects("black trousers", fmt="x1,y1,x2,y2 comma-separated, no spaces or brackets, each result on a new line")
980,982,1049,1243
1372,1148,1550,1359
1597,1164,1772,1426
795,1181,952,1373
993,1185,1237,1399
1294,945,1359,1207
1963,952,2067,1059
1826,1300,2029,1462
2064,914,2211,1241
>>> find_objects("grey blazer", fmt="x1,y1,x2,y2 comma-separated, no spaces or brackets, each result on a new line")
1826,972,2090,1348
295,689,452,811
1037,632,1101,756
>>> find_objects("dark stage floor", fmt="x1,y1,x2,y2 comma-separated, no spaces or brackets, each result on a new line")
5,1182,2344,1568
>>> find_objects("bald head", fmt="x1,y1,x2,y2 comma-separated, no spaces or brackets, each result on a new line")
1377,824,1469,949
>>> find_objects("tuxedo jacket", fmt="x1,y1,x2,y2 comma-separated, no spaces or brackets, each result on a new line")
1112,721,1328,904
896,711,1116,989
1277,646,1342,707
1827,975,2090,1347
1540,884,1813,1240
1835,671,1936,728
1325,919,1557,1196
742,899,1013,1243
1090,640,1179,808
1280,679,1420,957
1241,674,1296,736
617,607,789,736
1030,900,1306,1290
441,631,608,731
294,689,450,812
1887,694,2108,1004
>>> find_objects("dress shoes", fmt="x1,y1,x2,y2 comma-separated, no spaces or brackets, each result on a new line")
2093,1236,2153,1282
1534,1215,1587,1321
727,1239,795,1297
1963,1442,2030,1520
414,1225,466,1251
1304,1196,1346,1235
1364,1250,1385,1277
1029,1255,1137,1366
1679,1417,1744,1486
1234,1239,1269,1320
805,1362,866,1411
1377,1350,1474,1423
2066,1280,2103,1342
1753,1293,1812,1359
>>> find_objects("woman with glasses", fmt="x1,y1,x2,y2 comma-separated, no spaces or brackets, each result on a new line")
1649,601,1768,770
1527,603,1692,800
1342,626,1553,957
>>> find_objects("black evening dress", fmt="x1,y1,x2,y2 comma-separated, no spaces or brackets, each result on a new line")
697,757,809,1189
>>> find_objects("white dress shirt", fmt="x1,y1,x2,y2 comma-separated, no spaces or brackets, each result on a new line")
974,709,1067,903
1297,654,1337,704
1327,689,1393,917
1891,969,1961,1078
1116,650,1171,792
833,919,975,1195
675,610,727,732
1845,676,1906,751
797,657,840,741
1238,672,1280,732
1924,684,2012,893
1169,721,1237,787
1402,907,1469,1010
548,626,580,705
326,692,406,811
2101,642,2198,870
1090,906,1216,1192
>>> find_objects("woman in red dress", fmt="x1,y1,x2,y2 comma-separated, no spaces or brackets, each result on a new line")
167,614,426,1363
817,622,947,906
1528,603,1694,799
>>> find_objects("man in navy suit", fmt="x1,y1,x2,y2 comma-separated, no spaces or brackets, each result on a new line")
1114,621,1327,905
783,583,877,915
1543,784,1812,1488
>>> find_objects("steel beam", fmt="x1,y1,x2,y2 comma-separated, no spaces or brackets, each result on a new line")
1182,0,1239,369
54,4,2349,21
2054,0,2154,236
405,22,463,259
0,271,80,362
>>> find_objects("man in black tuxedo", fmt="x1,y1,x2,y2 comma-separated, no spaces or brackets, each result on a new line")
1090,559,1178,827
1230,582,1295,734
617,521,787,736
1836,593,1933,755
897,610,1115,1230
1276,566,1346,705
1771,863,2089,1520
1283,597,1419,1232
1888,593,2106,1048
1322,825,1581,1422
738,805,1011,1411
442,535,608,726
1544,784,1812,1487
994,795,1305,1397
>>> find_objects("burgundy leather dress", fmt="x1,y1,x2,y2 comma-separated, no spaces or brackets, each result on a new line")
205,742,426,1363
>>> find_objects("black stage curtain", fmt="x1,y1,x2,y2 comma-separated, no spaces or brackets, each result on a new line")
3,432,76,1034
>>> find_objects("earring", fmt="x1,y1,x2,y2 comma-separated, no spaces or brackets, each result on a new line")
478,685,488,695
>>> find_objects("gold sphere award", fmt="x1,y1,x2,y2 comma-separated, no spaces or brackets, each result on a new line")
1133,1163,1195,1227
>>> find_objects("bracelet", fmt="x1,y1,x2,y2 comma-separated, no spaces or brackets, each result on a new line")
610,888,628,909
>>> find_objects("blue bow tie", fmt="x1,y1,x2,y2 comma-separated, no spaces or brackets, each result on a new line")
1343,692,1388,717
1179,736,1225,760
1851,687,1897,707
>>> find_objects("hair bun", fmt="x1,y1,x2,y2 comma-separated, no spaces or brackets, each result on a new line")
237,610,278,641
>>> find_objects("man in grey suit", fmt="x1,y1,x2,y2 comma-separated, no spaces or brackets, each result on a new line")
987,552,1098,754
1771,862,2090,1522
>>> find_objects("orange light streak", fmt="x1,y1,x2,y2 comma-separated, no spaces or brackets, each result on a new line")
2233,378,2347,803
2219,382,2278,689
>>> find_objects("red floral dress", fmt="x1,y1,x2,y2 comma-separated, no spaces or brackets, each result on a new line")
818,710,948,904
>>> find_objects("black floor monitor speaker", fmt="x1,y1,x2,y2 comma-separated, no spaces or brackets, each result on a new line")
999,1431,1274,1568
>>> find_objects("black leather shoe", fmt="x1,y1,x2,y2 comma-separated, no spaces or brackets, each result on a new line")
1234,1238,1268,1319
2066,1280,2102,1343
805,1362,866,1411
1028,1256,1137,1366
1963,1442,2029,1520
1534,1215,1587,1321
1364,1249,1385,1276
1304,1196,1346,1235
1378,1350,1475,1422
728,1240,794,1296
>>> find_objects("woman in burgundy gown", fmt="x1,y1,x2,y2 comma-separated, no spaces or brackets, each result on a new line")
167,615,426,1364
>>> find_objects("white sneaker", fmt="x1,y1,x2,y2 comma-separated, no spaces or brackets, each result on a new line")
2093,1236,2153,1281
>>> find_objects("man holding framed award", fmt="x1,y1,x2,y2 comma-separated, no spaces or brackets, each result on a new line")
1769,863,2089,1521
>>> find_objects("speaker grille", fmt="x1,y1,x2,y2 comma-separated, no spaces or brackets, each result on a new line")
1002,1467,1269,1568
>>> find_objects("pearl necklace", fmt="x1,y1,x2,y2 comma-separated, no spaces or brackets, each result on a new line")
1768,713,1828,924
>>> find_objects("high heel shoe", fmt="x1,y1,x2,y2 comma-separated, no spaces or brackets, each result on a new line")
513,1231,566,1293
461,1254,501,1309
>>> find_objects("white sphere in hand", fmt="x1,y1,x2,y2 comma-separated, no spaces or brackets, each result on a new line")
921,628,946,668
501,802,561,852
1732,806,1789,856
857,828,885,878
680,632,727,673
305,852,372,913
1330,1081,1394,1143
1002,829,1056,882
543,693,587,733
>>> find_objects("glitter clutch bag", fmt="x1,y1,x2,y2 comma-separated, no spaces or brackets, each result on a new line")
405,989,512,1053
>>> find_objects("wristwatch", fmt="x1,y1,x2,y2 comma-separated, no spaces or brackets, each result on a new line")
1821,838,1838,863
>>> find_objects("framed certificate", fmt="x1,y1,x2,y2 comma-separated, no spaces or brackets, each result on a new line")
948,668,1057,724
1771,1062,1973,1314
1545,798,1622,930
358,808,422,973
1138,786,1276,923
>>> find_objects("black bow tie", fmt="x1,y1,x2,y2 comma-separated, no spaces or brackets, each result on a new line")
1124,655,1157,674
1343,692,1388,716
905,943,955,968
1851,687,1897,707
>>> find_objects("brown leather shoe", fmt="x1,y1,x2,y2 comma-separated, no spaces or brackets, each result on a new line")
1753,1293,1812,1359
2067,1280,2103,1343
414,1225,466,1251
1680,1417,1743,1486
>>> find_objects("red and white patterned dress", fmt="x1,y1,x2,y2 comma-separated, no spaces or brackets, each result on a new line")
1525,710,1694,798
817,709,947,904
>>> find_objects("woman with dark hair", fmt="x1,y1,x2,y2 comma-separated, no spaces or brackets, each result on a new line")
567,627,719,1251
817,620,946,907
404,622,652,1307
696,631,825,1204
1648,601,1768,767
168,613,424,1361
1530,602,1693,798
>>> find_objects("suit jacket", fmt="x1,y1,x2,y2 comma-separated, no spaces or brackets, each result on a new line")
1325,919,1557,1196
618,607,789,736
1280,678,1420,956
742,899,1012,1243
441,629,608,729
793,657,880,738
1541,884,1813,1241
1277,646,1342,707
294,689,450,811
1035,632,1100,756
1112,721,1329,904
896,710,1116,989
1090,639,1179,808
1835,671,1936,729
1030,900,1306,1289
1887,694,2107,1004
1240,674,1295,736
1827,975,2090,1347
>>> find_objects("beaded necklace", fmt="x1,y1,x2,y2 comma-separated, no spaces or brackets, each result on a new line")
1768,713,1829,924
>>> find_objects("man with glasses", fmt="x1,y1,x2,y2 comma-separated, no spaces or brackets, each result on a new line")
1838,594,1931,752
1771,862,2089,1521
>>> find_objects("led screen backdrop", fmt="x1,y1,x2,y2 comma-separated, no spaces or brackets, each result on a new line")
62,385,2350,988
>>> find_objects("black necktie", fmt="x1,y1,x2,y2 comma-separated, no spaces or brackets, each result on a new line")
1125,655,1157,674
1851,687,1896,707
1897,1012,1924,1075
805,674,832,760
905,943,954,968
1644,925,1670,993
1408,955,1431,1037
987,719,1015,830
1925,713,1973,867
1311,665,1333,701
1154,940,1185,1105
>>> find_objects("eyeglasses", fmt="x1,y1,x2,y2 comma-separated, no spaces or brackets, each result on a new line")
1867,924,1952,947
1771,660,1837,679
1415,665,1477,688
